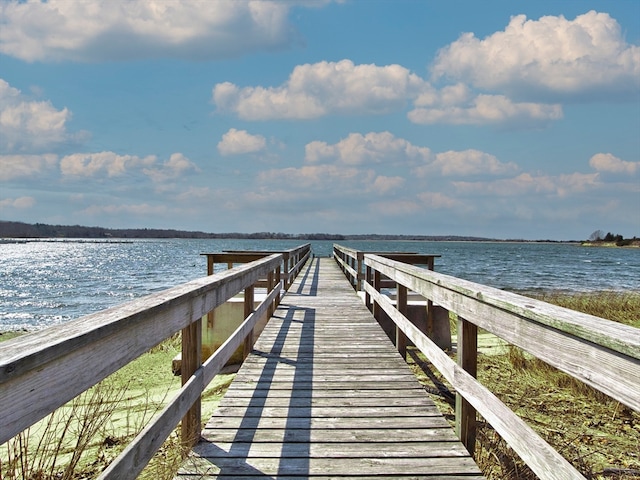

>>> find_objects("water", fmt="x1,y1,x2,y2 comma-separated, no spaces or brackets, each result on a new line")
1,238,638,331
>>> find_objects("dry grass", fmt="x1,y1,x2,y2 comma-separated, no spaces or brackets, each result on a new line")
408,291,640,480
0,335,234,480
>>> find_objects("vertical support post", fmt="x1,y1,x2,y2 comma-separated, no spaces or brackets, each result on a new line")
425,256,435,337
181,317,202,447
356,252,364,291
365,265,372,312
267,270,275,318
396,283,407,359
373,269,381,323
283,252,290,289
456,316,478,454
206,254,214,276
275,266,281,307
243,284,255,359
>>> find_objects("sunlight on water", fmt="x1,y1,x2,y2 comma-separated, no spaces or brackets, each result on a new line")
1,239,638,331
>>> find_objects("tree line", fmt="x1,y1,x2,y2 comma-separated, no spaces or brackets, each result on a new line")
1,220,497,241
587,230,638,246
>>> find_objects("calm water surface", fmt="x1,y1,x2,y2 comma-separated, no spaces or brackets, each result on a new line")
1,239,638,331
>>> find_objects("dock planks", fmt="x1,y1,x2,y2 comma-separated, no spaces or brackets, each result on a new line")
177,258,484,479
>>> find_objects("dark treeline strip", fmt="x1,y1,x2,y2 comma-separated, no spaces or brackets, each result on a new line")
0,220,574,242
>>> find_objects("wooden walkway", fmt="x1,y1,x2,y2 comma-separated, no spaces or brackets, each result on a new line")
177,258,484,479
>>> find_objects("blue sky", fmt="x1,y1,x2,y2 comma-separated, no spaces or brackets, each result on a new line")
1,0,638,240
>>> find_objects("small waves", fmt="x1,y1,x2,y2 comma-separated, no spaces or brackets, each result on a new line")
1,239,638,331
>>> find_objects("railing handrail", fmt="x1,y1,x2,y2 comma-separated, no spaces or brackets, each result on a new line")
98,274,284,480
343,246,640,480
202,243,311,289
0,252,285,445
333,243,439,291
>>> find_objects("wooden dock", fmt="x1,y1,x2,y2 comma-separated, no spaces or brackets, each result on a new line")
177,257,484,478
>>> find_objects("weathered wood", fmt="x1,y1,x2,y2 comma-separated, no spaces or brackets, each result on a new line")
364,271,585,480
456,316,477,454
179,258,483,478
396,283,408,358
243,284,254,359
0,254,286,445
181,315,202,447
98,279,285,480
365,253,640,412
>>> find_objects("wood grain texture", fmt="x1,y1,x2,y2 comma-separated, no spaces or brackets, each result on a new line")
178,258,483,479
0,253,285,445
364,253,640,412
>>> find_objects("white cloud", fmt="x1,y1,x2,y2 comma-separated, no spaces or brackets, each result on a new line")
431,11,640,100
305,131,432,165
143,153,199,183
258,164,363,191
414,149,519,177
0,154,58,180
217,128,266,156
409,94,563,126
371,176,404,194
213,60,427,120
59,151,197,182
0,0,298,62
60,151,156,177
0,79,72,152
589,153,638,174
453,172,600,197
0,196,36,209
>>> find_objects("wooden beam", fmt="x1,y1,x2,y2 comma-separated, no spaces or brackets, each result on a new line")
456,316,477,453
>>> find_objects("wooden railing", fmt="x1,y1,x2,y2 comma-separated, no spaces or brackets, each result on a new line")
0,244,311,480
333,244,640,480
203,242,311,290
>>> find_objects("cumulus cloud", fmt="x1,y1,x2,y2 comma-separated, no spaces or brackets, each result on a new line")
0,196,36,209
589,153,638,174
213,60,426,120
371,176,404,194
60,151,156,177
0,154,58,180
305,131,432,165
59,151,197,182
414,149,519,177
0,79,72,152
453,172,600,197
0,0,298,62
258,164,363,191
431,11,640,100
143,153,199,182
408,94,563,126
217,128,266,155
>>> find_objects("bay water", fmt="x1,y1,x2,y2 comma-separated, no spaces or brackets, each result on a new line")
1,238,638,331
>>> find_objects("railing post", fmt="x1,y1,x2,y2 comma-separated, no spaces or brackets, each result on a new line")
365,264,372,312
275,266,281,307
396,283,408,359
267,270,275,318
283,252,290,289
426,257,435,338
357,252,364,291
373,269,381,323
181,316,202,447
243,284,255,359
456,316,478,454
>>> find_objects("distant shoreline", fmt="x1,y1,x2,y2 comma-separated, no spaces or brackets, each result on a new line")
0,220,582,243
